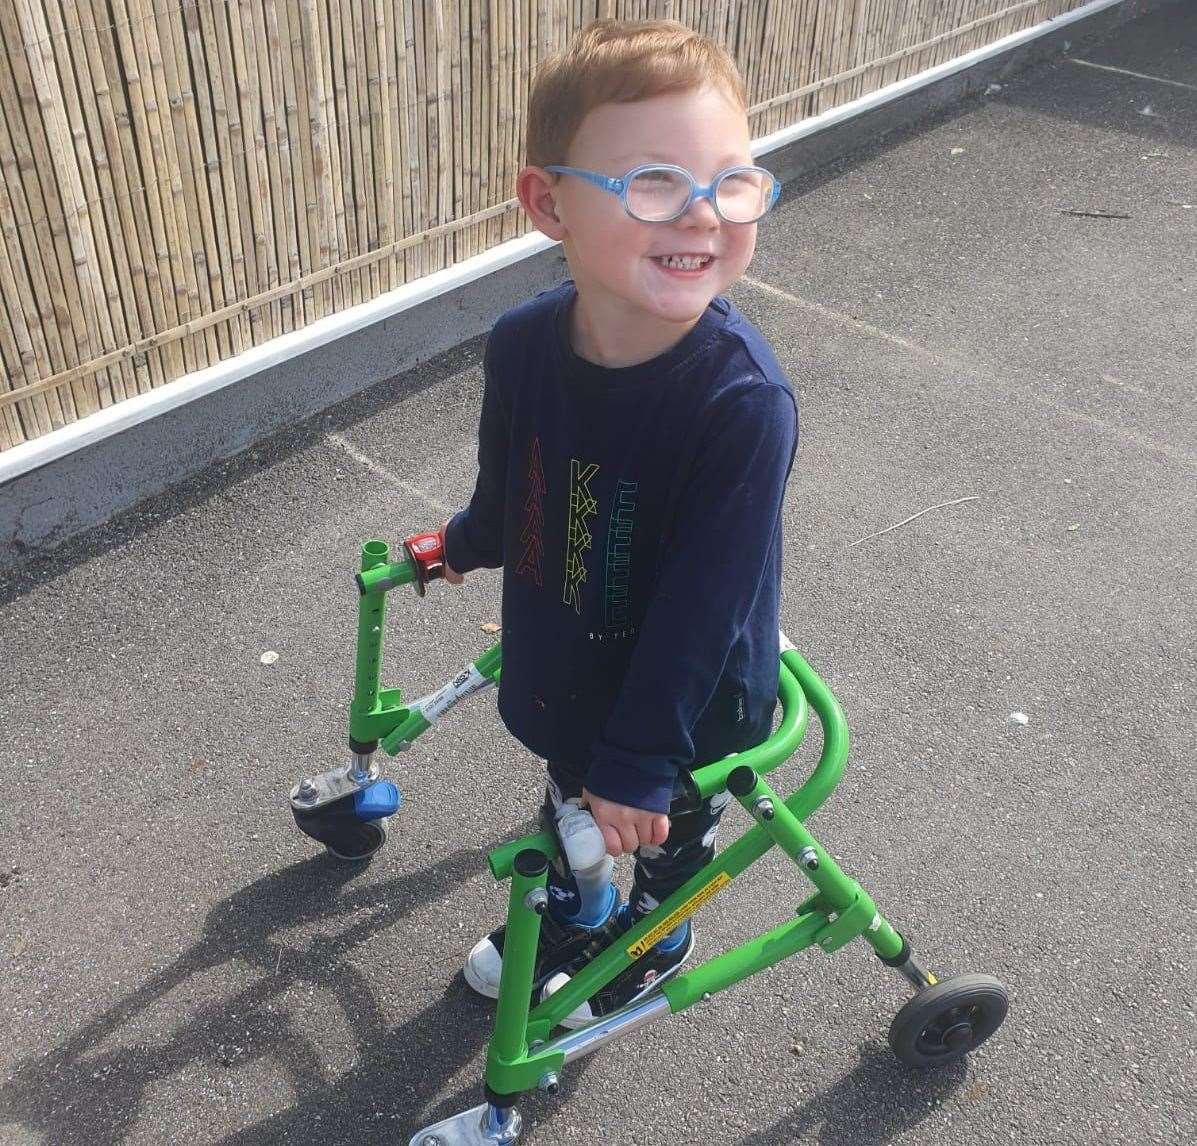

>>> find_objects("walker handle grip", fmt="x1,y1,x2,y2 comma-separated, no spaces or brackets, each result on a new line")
403,530,446,596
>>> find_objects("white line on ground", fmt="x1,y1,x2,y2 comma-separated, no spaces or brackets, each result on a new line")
1067,58,1197,93
738,277,1197,469
740,276,936,359
328,432,455,516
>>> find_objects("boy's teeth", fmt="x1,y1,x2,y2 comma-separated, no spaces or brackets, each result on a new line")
657,254,711,270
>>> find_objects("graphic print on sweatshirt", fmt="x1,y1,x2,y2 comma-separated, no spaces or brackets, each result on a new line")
603,480,638,632
563,458,600,613
516,436,546,587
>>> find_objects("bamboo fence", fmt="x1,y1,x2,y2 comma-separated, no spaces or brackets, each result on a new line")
0,0,1090,450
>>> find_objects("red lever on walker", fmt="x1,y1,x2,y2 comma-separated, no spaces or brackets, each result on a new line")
403,530,446,596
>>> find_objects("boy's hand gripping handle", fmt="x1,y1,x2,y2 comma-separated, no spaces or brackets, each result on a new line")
403,530,446,596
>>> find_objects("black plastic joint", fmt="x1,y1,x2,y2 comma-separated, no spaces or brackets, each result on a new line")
513,849,549,878
878,935,911,967
484,1084,520,1108
348,736,378,755
727,765,758,797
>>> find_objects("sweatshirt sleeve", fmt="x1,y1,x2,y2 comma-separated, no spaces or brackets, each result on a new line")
443,333,508,573
583,380,798,814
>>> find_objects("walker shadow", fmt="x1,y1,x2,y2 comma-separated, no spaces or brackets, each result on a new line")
0,841,589,1144
738,1043,969,1146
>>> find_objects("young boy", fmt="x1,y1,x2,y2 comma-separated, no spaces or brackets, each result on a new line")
441,18,798,1026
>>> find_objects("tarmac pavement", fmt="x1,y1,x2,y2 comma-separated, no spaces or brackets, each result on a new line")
1,4,1194,1144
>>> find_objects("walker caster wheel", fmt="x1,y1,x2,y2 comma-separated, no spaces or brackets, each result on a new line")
324,816,389,863
888,973,1008,1068
290,782,398,862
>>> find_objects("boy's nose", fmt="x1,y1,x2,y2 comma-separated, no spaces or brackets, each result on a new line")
680,195,720,227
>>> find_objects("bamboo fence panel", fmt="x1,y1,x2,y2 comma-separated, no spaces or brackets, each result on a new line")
0,3,100,415
41,0,141,402
0,0,1094,448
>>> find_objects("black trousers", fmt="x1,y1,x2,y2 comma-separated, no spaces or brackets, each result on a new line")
542,757,731,919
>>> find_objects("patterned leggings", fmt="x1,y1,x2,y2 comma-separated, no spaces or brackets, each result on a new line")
542,757,732,920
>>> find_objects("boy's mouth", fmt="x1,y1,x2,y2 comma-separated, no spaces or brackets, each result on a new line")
650,253,715,276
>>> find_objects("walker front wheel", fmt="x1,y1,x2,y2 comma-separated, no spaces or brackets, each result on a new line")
888,973,1008,1068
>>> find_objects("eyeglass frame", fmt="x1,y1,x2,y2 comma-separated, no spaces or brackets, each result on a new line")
542,162,782,224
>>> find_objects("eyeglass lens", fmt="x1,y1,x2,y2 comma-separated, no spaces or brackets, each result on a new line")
625,167,775,223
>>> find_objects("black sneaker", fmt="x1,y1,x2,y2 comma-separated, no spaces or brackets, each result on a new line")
462,889,621,999
540,911,695,1028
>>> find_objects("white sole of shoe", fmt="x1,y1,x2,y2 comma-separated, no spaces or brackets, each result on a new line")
462,959,500,999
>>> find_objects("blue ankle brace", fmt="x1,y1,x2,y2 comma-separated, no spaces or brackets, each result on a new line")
558,882,617,929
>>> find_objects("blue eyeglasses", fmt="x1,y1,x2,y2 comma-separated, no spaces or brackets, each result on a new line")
544,162,781,224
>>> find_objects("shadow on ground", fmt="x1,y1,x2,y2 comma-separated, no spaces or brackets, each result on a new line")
740,1045,969,1146
0,844,554,1144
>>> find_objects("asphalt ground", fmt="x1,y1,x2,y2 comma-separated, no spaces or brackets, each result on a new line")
1,5,1194,1144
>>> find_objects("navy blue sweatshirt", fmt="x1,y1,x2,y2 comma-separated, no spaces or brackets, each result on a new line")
445,280,798,814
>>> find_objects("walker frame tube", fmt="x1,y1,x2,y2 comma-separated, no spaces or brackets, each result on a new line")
350,552,910,1098
474,648,906,1098
326,539,1007,1144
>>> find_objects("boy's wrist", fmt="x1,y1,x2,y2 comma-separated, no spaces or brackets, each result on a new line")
439,521,465,584
585,750,677,817
442,511,479,575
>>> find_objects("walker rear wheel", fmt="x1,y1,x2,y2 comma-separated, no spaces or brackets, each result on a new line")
888,973,1008,1068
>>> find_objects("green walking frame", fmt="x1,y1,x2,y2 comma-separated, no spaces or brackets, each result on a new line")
288,537,1009,1146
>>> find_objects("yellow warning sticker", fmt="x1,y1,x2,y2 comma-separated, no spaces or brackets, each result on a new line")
626,872,733,959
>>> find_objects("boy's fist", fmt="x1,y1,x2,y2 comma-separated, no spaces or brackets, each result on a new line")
582,787,670,857
440,520,464,584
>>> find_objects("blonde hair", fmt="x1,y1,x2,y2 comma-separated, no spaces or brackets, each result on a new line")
525,18,748,169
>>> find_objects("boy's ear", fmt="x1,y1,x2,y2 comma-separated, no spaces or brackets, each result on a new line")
517,166,566,241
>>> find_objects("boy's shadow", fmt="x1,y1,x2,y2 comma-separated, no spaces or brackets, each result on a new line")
0,837,592,1144
740,1044,969,1146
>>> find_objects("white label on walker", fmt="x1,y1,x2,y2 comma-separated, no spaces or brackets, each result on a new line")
420,683,457,721
419,664,493,721
868,914,881,932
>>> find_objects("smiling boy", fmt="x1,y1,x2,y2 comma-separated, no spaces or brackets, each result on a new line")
441,18,798,1025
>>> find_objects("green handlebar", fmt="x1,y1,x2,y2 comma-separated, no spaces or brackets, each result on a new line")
779,647,850,821
685,646,847,821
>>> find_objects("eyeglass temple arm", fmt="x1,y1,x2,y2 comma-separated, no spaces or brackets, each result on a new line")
544,165,623,193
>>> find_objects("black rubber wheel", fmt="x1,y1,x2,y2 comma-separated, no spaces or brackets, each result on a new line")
888,973,1008,1068
292,792,392,862
325,818,389,862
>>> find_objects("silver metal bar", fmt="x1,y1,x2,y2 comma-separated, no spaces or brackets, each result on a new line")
547,994,673,1065
347,751,376,786
893,954,938,990
411,663,496,724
